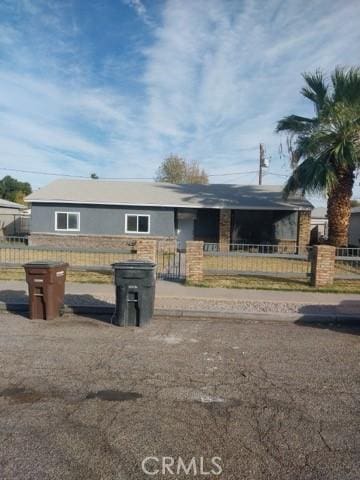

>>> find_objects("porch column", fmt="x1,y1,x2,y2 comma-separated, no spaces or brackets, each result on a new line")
219,209,231,252
297,211,311,252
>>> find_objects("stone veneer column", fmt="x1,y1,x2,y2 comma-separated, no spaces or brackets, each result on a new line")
219,209,231,252
185,241,204,283
136,239,157,263
297,211,311,251
311,245,336,287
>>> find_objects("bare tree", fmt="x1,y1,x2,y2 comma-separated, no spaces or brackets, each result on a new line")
155,155,208,184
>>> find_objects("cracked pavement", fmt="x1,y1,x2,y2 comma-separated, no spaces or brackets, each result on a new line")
0,313,359,479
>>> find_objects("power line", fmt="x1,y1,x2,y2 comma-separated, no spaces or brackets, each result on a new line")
266,171,289,178
0,166,259,180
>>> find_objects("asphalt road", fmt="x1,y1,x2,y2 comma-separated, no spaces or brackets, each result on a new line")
0,313,359,480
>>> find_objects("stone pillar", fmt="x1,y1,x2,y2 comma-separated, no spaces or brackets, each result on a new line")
219,209,231,252
297,211,311,252
311,245,336,287
136,239,157,263
185,241,204,283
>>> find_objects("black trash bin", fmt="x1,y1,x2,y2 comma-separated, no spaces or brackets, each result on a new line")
112,260,156,327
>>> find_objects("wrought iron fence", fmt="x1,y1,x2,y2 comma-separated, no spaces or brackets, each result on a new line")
335,247,360,279
204,242,302,254
203,243,312,279
0,236,136,270
156,239,185,280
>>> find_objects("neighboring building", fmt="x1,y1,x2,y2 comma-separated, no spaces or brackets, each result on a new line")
25,179,313,250
0,198,29,236
349,207,360,246
310,207,328,244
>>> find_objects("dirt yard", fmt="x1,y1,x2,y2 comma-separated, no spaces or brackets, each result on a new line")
0,313,359,479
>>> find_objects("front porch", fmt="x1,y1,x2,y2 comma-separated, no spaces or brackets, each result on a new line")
176,208,311,251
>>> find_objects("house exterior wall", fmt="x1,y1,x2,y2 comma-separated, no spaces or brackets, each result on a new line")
349,213,360,246
30,203,175,238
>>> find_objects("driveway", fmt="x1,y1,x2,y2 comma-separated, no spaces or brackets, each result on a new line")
0,313,359,479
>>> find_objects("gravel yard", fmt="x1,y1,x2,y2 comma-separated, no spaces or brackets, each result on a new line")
0,312,359,480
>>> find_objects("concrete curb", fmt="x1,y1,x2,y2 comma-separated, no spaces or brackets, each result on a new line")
0,302,359,325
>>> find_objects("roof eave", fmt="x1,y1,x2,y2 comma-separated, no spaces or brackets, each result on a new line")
26,199,312,210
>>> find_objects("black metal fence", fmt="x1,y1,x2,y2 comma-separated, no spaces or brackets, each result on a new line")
203,243,312,279
156,240,185,280
335,248,360,279
0,236,136,270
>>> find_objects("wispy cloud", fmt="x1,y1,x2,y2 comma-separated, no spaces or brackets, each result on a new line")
0,0,359,200
123,0,153,26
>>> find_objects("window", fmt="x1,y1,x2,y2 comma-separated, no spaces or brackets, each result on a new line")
55,212,80,231
125,214,150,234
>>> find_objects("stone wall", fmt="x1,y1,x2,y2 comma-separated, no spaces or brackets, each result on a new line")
136,239,157,263
185,241,203,282
311,245,336,287
28,233,137,250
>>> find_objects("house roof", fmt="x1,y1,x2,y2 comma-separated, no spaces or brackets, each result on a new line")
26,179,313,211
0,198,26,209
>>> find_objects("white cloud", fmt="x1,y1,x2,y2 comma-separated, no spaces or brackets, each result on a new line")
123,0,153,26
140,0,360,186
0,0,359,204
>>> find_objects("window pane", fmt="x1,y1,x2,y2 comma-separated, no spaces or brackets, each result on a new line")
127,215,137,232
56,213,67,230
138,216,149,233
68,213,79,230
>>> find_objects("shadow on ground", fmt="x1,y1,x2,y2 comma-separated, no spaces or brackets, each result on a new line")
0,289,115,323
65,294,114,324
296,300,360,335
0,289,28,317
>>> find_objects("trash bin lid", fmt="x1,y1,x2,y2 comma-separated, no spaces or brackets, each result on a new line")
23,261,68,268
112,259,156,269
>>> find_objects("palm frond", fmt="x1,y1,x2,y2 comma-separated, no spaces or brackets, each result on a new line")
276,115,315,134
331,66,360,105
283,155,337,198
301,70,329,113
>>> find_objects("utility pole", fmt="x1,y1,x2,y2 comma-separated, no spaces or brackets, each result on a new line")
259,143,265,185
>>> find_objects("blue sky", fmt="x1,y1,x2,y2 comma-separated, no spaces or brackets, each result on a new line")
0,0,359,201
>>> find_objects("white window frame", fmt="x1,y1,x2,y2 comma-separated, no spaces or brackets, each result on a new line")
55,211,80,232
125,214,150,234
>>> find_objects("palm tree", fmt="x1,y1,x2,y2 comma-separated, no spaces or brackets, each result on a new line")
276,67,360,247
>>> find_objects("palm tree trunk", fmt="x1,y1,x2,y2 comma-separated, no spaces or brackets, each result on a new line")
327,169,354,247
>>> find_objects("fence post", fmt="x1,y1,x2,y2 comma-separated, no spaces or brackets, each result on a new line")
311,245,336,287
136,239,157,263
185,241,204,283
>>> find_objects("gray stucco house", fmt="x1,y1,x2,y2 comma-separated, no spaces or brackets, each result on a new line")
26,179,312,249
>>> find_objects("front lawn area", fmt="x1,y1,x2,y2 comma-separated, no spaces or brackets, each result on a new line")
0,268,113,284
189,275,360,294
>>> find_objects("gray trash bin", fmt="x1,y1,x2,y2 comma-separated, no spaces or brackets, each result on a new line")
112,260,156,326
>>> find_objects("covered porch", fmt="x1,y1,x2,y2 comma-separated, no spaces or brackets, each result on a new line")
176,208,311,251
